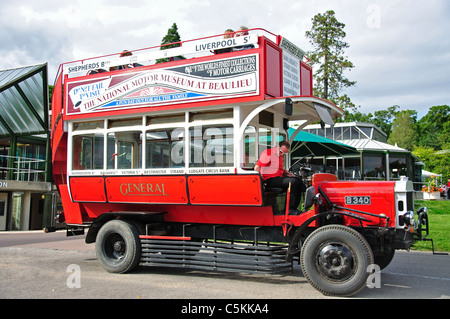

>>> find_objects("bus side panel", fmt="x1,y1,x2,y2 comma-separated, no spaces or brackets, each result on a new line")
51,73,67,190
51,73,63,143
80,203,275,227
264,40,282,97
320,181,396,227
300,62,313,96
164,205,274,226
105,176,188,204
70,177,106,202
188,175,263,206
59,184,84,225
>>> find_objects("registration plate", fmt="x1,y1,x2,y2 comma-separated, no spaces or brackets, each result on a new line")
345,196,371,205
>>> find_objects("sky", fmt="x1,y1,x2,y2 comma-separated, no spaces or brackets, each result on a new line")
1,0,449,119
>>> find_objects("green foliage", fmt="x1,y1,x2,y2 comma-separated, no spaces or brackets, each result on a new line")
156,23,185,64
413,146,450,180
337,103,449,178
338,103,449,158
371,105,400,137
305,10,356,100
388,110,417,151
416,105,450,150
302,10,449,183
48,85,54,110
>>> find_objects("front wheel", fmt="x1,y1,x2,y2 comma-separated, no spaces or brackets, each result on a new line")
300,225,374,297
95,219,141,273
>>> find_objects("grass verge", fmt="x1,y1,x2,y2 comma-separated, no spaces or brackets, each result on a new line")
412,199,450,252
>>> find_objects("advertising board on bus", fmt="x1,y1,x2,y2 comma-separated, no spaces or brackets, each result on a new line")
66,54,260,116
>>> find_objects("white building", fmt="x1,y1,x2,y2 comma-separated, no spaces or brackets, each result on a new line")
298,122,422,184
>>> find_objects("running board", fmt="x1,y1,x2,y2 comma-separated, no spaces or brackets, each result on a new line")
139,237,293,274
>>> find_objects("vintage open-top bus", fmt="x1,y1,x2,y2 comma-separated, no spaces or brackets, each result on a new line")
50,28,431,296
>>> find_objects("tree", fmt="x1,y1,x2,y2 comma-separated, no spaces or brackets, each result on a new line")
305,10,356,101
336,95,373,123
48,85,54,110
413,146,450,181
156,23,184,64
372,105,400,137
388,110,417,151
416,105,450,150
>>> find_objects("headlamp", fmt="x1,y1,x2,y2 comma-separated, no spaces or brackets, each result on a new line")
400,211,415,227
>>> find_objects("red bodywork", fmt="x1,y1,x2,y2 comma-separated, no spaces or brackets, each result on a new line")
50,31,350,232
318,179,396,228
60,172,397,230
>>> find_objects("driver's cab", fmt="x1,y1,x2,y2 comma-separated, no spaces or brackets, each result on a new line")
233,97,342,214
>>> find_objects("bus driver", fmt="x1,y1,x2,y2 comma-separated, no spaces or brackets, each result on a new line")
254,141,303,215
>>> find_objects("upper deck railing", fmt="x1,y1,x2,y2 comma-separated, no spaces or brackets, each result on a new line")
55,28,305,82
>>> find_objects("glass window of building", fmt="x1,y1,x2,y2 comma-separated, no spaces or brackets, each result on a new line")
344,157,361,180
359,127,372,139
351,127,360,140
317,127,325,137
363,155,386,180
342,127,350,139
372,129,387,143
334,127,343,140
389,156,408,179
310,158,325,173
325,127,333,139
326,158,343,179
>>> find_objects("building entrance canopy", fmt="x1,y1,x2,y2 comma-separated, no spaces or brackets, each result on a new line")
0,63,48,137
0,63,50,183
289,128,357,157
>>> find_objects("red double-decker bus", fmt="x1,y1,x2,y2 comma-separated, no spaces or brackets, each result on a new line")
51,28,430,296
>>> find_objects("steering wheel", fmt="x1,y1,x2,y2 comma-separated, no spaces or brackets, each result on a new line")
289,153,314,177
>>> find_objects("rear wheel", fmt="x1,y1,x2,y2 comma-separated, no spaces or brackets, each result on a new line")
96,220,141,273
300,225,373,297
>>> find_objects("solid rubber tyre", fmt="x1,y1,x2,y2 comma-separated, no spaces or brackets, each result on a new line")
300,225,374,297
95,219,141,273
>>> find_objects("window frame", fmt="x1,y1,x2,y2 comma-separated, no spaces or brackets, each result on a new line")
68,109,239,175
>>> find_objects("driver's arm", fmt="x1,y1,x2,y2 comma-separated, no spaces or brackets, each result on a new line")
283,169,294,177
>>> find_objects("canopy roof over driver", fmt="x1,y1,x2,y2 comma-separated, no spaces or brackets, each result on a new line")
246,96,343,123
237,96,344,144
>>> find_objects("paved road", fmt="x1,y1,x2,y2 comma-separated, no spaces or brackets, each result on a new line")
0,231,449,301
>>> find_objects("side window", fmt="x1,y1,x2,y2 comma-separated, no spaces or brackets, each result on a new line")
145,128,185,168
243,126,256,168
107,131,142,170
72,134,104,170
189,125,234,167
